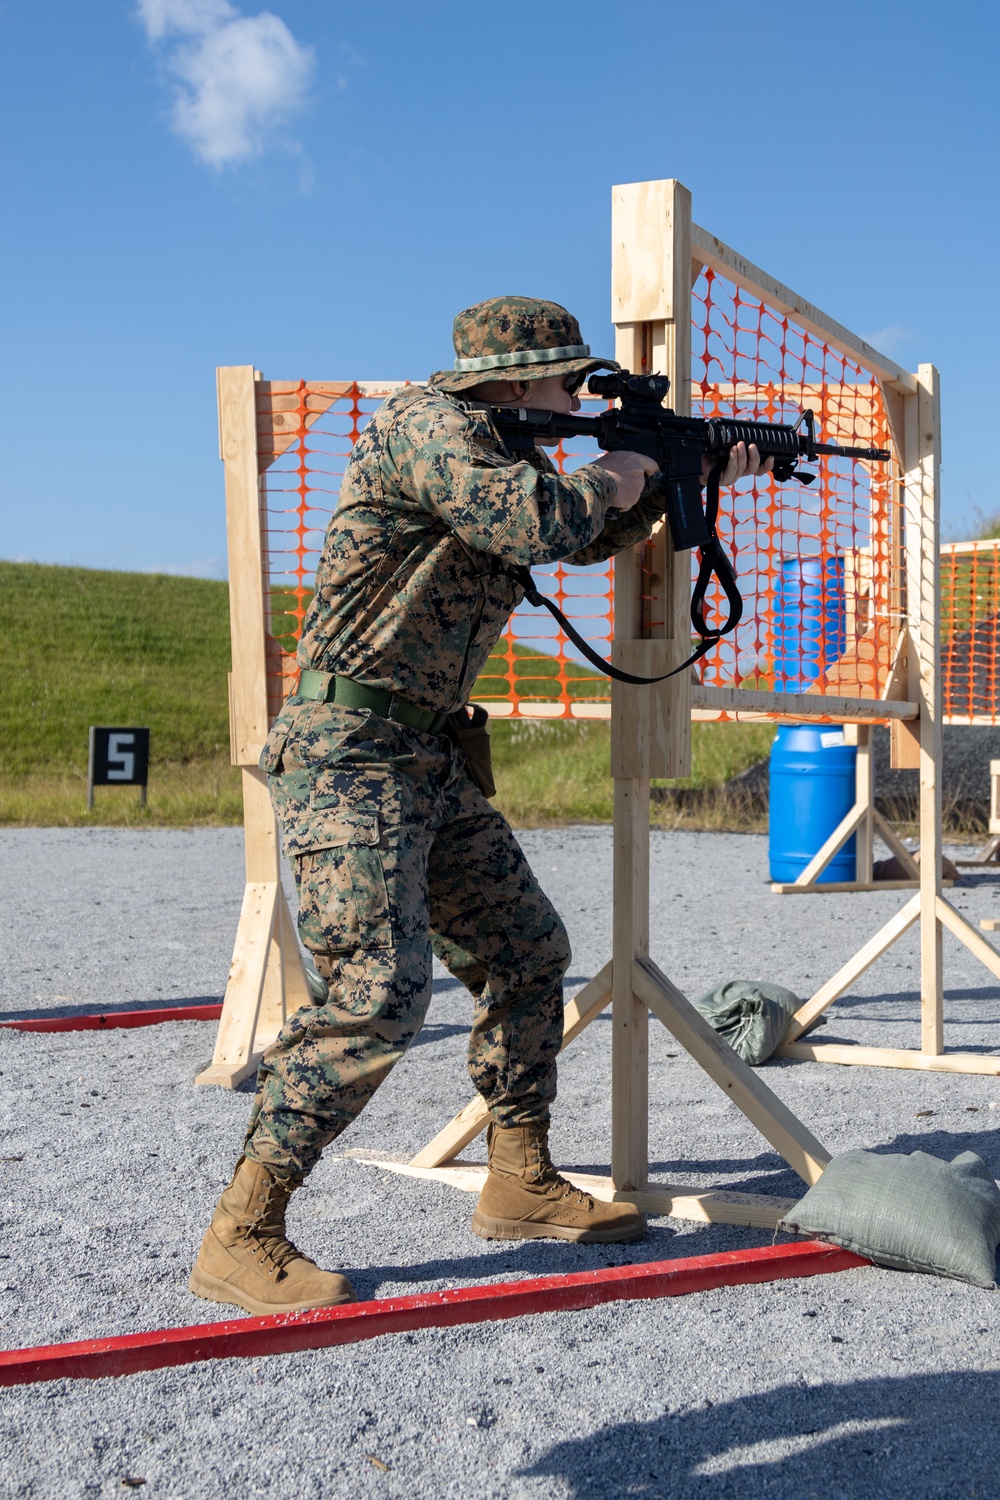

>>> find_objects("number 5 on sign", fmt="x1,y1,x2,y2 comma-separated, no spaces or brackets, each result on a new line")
106,731,136,780
87,727,150,811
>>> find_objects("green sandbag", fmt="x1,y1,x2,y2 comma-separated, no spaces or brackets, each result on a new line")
779,1149,1000,1289
692,979,801,1065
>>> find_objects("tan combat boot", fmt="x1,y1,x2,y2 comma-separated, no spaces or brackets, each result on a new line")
472,1123,646,1244
188,1157,355,1315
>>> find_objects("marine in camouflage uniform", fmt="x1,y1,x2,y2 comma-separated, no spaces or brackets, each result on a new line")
190,297,667,1317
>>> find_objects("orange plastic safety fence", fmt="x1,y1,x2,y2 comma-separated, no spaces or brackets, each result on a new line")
689,266,904,720
941,541,1000,724
259,383,614,723
257,274,905,728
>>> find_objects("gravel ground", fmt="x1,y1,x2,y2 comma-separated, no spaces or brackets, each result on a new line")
3,826,1000,1498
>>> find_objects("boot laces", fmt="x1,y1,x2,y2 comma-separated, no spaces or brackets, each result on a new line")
528,1137,595,1209
240,1176,306,1276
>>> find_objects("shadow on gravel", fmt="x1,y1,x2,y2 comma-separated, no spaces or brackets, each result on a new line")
643,1150,789,1178
795,1029,1000,1051
432,974,595,996
517,1369,1000,1498
345,1223,785,1301
409,1021,471,1048
641,1129,1000,1203
875,1127,1000,1176
827,984,1000,1012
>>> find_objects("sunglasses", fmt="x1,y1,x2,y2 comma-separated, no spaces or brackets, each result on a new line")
563,370,588,395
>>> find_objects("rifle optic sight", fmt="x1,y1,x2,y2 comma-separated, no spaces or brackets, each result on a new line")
588,372,671,404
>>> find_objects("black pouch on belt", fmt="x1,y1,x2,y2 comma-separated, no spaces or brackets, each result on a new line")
443,703,496,799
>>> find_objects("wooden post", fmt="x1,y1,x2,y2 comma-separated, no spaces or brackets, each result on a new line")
409,964,614,1170
852,725,874,882
631,958,830,1185
197,367,309,1089
888,398,921,771
217,367,270,767
611,778,649,1188
609,179,693,1190
906,365,943,1055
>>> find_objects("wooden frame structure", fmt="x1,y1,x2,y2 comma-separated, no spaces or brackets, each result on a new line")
634,184,1000,1077
197,189,831,1228
194,368,312,1087
768,723,922,895
955,760,1000,867
201,183,1000,1236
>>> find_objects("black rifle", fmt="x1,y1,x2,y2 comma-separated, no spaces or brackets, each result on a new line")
490,371,892,684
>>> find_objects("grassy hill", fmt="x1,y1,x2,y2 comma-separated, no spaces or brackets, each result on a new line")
0,561,773,828
0,562,239,824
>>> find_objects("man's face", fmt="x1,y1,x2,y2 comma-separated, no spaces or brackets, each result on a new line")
468,371,584,445
514,373,582,416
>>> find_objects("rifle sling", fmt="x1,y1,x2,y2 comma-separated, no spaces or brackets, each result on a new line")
508,465,743,688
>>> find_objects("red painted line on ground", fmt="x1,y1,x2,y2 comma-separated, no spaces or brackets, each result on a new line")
0,1004,223,1034
0,1241,866,1388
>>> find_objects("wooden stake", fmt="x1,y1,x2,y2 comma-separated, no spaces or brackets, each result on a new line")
871,809,920,878
277,889,312,1013
772,880,928,895
908,366,944,1055
359,1157,798,1230
782,894,922,1043
779,1042,1000,1074
787,802,868,890
195,876,278,1089
611,779,650,1190
854,725,874,882
408,963,614,1170
630,957,830,1186
936,897,1000,984
957,837,1000,868
691,684,916,722
200,370,289,1088
217,367,269,768
608,179,698,1191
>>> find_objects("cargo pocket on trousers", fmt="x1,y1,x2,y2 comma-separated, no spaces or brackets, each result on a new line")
259,722,291,775
293,813,393,955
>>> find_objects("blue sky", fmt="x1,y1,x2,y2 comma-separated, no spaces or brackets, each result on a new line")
2,0,996,576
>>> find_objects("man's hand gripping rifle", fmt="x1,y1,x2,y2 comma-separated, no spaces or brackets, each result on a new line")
490,371,892,684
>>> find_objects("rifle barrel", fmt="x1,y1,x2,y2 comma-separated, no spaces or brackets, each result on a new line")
811,441,892,461
491,408,892,465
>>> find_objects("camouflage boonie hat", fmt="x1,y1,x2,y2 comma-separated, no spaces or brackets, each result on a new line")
428,296,618,393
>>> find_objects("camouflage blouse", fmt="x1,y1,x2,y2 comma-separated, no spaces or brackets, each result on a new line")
297,384,666,714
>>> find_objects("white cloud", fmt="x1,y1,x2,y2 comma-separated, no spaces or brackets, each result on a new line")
860,322,913,356
136,0,234,41
136,0,315,168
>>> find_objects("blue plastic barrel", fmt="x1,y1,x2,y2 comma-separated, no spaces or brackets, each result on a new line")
773,555,847,693
769,725,857,883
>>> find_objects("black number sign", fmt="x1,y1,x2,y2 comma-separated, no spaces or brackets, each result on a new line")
87,728,150,810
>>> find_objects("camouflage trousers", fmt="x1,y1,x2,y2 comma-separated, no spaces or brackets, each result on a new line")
243,703,570,1182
